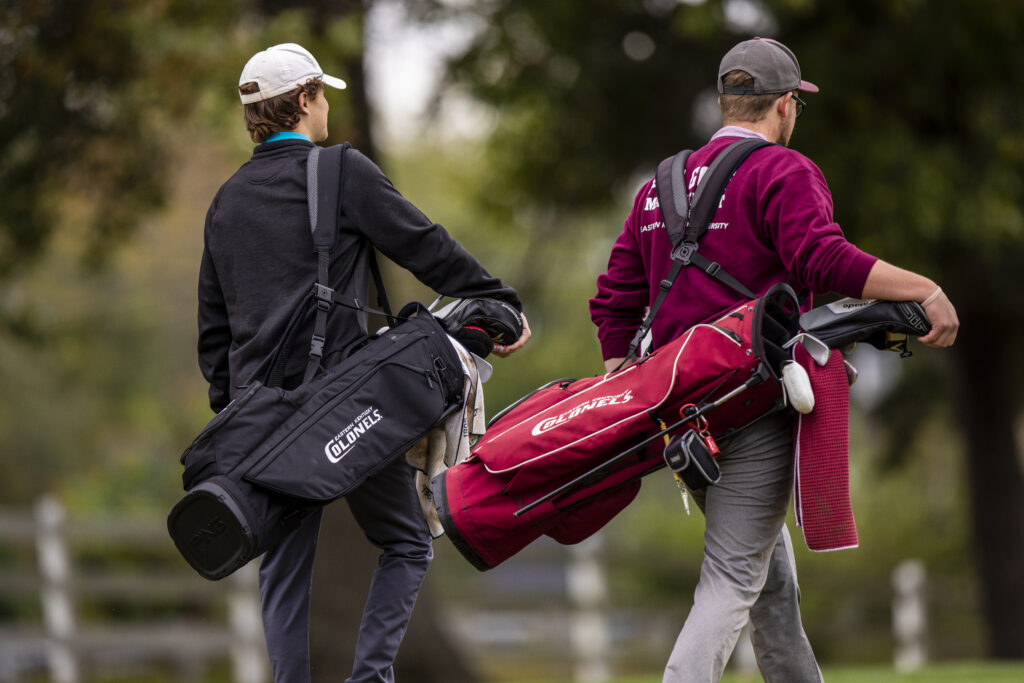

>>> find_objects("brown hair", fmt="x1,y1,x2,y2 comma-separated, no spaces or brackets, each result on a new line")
719,70,782,124
239,78,324,143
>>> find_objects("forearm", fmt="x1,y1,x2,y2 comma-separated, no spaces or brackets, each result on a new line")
860,259,938,303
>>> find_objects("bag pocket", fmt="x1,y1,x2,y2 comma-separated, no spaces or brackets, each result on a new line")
244,354,456,503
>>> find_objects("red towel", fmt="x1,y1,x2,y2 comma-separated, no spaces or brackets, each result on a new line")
793,346,859,551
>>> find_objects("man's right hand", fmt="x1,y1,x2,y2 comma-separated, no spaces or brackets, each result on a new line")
918,290,959,348
861,260,959,348
492,314,532,358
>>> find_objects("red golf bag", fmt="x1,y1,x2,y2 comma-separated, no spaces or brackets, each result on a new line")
434,285,802,570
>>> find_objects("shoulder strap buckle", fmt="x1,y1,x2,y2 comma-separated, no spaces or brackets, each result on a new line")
314,283,334,312
671,241,698,265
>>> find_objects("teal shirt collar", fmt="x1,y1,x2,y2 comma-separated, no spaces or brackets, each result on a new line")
262,131,311,144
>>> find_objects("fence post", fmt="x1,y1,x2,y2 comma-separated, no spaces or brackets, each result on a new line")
35,496,79,683
228,561,268,683
566,534,611,683
892,559,927,671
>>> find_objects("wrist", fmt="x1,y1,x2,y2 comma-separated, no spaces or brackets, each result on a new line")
921,286,942,307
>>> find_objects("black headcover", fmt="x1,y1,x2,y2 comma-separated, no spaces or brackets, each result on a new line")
799,298,931,352
437,297,523,357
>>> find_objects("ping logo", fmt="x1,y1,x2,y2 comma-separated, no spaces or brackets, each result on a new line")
531,390,634,436
826,298,877,315
898,303,927,332
190,516,226,549
325,407,384,463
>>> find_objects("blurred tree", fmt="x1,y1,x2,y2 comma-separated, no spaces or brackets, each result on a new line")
421,0,1024,659
0,0,249,282
0,0,478,678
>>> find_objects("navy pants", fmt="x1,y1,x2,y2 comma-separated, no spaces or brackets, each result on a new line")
258,457,433,683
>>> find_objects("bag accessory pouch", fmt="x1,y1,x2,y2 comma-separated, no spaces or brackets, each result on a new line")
662,404,722,491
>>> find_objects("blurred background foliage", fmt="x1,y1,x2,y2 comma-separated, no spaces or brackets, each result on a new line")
1,0,1022,679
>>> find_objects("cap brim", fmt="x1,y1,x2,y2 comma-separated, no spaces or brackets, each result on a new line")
798,79,819,93
322,74,347,90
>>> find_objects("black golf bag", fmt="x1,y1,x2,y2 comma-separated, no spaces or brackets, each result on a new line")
168,303,464,580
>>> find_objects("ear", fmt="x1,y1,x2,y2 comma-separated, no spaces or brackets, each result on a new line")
298,90,311,115
776,92,791,119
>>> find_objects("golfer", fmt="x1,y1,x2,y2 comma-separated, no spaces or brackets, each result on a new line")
590,37,957,682
197,43,529,682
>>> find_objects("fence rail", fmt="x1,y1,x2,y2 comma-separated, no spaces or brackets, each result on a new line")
0,497,930,682
0,496,267,683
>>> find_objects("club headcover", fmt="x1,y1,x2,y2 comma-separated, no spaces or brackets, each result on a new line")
452,326,494,358
782,360,815,414
799,298,931,353
437,297,523,356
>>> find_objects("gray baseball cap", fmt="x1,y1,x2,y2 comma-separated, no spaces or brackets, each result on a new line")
718,37,819,95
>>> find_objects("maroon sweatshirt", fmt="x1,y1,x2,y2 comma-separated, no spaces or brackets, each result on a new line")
590,128,877,361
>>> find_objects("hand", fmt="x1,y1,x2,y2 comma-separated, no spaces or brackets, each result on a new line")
918,290,959,348
604,357,627,374
492,314,531,357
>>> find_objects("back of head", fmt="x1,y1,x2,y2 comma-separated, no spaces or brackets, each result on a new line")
717,37,818,124
237,43,347,143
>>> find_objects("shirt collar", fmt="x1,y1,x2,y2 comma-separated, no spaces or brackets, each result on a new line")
711,125,768,141
261,131,312,144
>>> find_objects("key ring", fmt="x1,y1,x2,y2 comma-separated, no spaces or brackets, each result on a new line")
679,403,708,434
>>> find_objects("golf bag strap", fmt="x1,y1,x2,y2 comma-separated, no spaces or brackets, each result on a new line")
658,149,693,244
307,143,395,326
303,144,398,383
305,144,342,382
368,249,395,329
676,138,771,303
625,139,771,360
684,138,772,243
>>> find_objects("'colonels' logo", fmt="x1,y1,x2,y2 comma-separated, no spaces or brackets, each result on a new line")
531,390,634,436
325,407,383,463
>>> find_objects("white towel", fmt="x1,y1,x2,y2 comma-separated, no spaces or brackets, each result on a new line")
405,337,489,538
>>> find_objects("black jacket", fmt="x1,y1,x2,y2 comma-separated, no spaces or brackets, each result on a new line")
198,139,520,413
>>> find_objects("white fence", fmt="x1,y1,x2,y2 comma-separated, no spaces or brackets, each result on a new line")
0,497,929,682
0,496,267,683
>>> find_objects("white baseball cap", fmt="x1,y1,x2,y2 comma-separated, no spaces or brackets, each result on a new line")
238,43,346,104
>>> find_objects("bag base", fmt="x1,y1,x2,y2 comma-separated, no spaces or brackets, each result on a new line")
167,479,257,581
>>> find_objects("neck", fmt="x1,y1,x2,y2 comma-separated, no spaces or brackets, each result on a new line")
292,119,315,140
722,119,774,138
722,117,789,146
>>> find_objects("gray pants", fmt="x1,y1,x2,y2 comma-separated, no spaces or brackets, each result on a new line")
663,413,823,683
259,457,432,683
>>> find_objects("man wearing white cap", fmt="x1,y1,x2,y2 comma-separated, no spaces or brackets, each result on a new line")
591,37,957,682
198,43,529,682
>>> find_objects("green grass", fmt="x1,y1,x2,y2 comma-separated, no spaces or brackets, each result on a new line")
523,661,1024,683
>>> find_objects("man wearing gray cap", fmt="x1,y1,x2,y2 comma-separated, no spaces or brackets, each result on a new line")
198,43,529,682
591,37,957,682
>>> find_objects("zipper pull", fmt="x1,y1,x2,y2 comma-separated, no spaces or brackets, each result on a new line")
659,417,690,515
673,473,691,515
